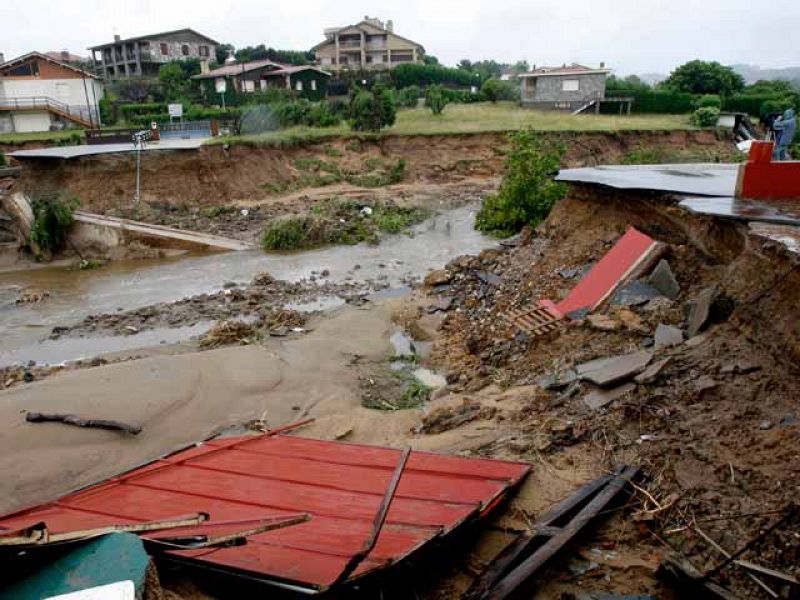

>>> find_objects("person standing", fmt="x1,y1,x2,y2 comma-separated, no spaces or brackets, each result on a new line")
772,108,797,160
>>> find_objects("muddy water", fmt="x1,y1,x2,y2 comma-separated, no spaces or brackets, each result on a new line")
0,204,494,367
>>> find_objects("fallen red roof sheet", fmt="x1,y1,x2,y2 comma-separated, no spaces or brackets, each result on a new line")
0,432,530,594
552,226,659,316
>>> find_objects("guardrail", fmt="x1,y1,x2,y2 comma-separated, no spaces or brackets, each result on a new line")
0,96,98,126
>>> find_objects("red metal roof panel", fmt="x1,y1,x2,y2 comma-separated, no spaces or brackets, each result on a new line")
0,433,530,593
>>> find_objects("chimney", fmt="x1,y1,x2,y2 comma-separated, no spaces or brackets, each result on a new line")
61,50,70,62
0,53,4,65
386,20,394,32
200,59,210,74
114,34,121,43
600,61,605,69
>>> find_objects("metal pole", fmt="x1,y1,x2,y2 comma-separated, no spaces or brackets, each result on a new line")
82,75,93,128
134,140,141,203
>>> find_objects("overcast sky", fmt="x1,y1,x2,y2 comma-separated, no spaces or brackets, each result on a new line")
2,0,798,76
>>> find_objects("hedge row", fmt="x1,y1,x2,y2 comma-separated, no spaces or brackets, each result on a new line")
129,107,242,126
606,89,797,117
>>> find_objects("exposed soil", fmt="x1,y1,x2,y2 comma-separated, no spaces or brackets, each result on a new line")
394,190,800,598
14,130,732,215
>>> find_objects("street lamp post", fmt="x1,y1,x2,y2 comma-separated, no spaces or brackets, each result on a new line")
132,130,150,204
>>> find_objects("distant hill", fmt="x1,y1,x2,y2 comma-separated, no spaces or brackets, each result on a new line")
732,64,800,85
639,72,666,86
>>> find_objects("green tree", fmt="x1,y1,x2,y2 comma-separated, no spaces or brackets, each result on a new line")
425,85,448,115
744,79,797,96
475,129,566,237
662,60,745,96
481,79,502,103
397,85,421,108
606,74,651,92
215,43,235,65
349,83,396,131
423,55,439,65
159,62,189,102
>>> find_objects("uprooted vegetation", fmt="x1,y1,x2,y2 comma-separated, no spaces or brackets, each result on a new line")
261,197,430,251
406,191,800,598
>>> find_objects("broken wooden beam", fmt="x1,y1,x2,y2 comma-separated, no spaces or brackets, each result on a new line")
25,412,142,435
466,465,639,600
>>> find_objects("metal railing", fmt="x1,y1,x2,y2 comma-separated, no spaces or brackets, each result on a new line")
0,96,98,125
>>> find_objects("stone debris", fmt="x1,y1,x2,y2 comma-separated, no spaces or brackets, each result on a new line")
654,323,684,349
686,286,718,337
693,375,719,394
538,369,578,391
586,314,621,331
612,280,665,307
647,259,681,299
583,382,637,410
576,351,653,387
634,357,673,384
424,269,453,287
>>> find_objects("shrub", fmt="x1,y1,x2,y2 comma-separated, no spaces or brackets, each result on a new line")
391,63,479,88
475,129,566,237
397,86,421,108
0,150,5,167
29,193,79,257
425,85,448,115
262,215,324,250
695,94,722,109
480,79,518,103
349,84,396,132
691,106,721,127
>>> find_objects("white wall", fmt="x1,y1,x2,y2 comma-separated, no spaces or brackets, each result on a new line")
11,111,52,132
0,78,103,109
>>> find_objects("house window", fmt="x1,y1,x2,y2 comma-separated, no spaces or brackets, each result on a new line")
199,45,209,57
160,43,168,56
295,80,303,91
260,80,268,91
181,45,190,56
311,80,317,91
562,79,580,91
243,80,255,92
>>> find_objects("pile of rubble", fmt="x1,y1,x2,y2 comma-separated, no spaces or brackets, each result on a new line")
411,197,800,597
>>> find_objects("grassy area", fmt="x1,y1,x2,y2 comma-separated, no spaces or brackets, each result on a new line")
0,129,86,145
214,102,694,147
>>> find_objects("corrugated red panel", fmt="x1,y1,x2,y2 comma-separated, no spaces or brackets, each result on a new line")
555,226,657,315
0,433,530,593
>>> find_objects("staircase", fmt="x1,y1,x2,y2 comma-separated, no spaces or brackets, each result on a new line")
0,96,95,128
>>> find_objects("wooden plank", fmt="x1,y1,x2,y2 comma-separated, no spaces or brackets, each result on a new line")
483,466,639,599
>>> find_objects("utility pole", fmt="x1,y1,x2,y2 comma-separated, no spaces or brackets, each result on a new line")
132,130,149,203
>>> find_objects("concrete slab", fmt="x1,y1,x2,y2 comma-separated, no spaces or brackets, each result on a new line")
749,223,800,256
8,138,207,160
72,211,254,252
583,382,637,410
556,164,739,197
576,350,653,387
679,196,800,227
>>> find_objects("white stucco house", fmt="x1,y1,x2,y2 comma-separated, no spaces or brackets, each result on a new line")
0,52,105,133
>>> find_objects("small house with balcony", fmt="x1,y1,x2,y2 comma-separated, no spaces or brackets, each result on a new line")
0,52,104,133
193,60,330,101
519,64,612,112
312,17,424,71
89,28,218,79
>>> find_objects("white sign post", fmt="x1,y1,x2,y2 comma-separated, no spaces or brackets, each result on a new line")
215,78,227,110
167,103,183,119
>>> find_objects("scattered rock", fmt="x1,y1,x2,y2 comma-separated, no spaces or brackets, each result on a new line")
648,259,680,300
686,286,718,338
616,307,648,333
654,323,684,349
16,288,50,304
583,382,637,410
759,420,773,430
424,269,453,287
539,369,578,391
586,314,621,331
693,375,718,394
576,351,653,387
558,266,582,279
720,359,763,375
472,270,502,286
635,358,673,384
612,280,665,307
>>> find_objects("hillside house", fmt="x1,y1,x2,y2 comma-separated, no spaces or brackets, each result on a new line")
312,17,424,71
519,64,611,111
89,28,218,79
193,60,330,101
0,52,104,133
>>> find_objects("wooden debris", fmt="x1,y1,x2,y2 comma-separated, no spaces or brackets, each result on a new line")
26,412,142,435
505,304,565,337
465,465,639,600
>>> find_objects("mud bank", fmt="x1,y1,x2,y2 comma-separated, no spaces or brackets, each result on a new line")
397,190,800,598
13,130,734,213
